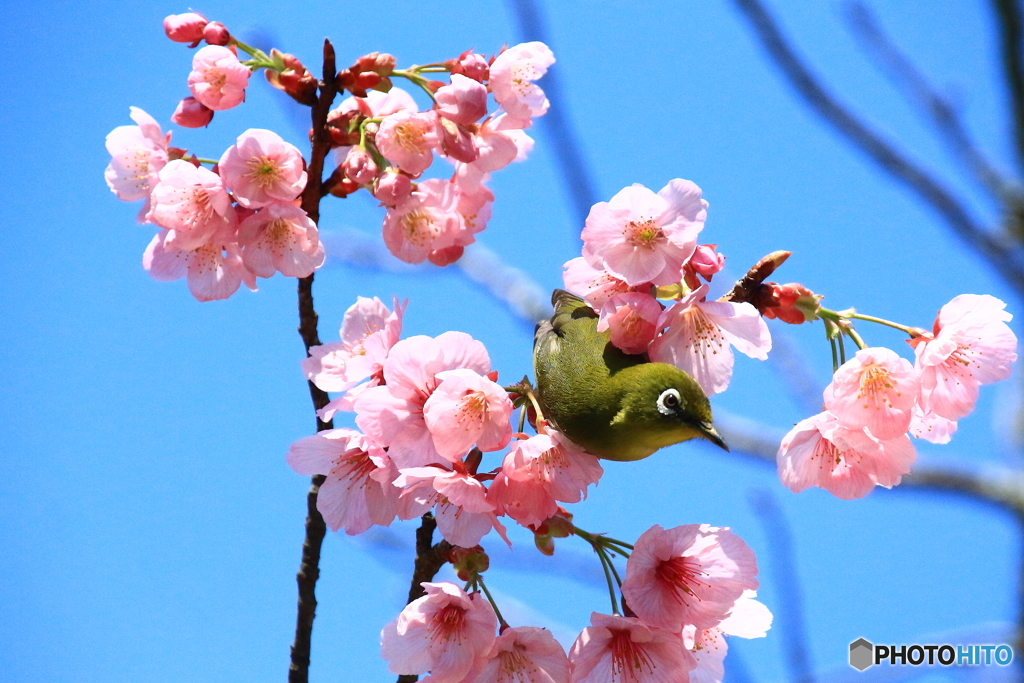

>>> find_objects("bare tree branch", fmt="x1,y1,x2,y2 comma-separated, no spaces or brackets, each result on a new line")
846,0,1011,200
730,0,1024,291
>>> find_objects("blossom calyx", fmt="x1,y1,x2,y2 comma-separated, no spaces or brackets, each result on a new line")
448,545,490,581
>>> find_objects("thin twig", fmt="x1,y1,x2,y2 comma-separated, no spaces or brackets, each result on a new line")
730,0,1024,291
845,0,1010,200
289,38,339,683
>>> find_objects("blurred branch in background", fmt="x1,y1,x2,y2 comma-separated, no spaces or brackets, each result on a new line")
730,0,1024,292
508,0,600,231
749,489,815,683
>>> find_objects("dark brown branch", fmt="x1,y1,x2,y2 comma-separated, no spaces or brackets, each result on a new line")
397,514,453,683
993,0,1024,174
846,1,1010,199
730,0,1024,291
289,38,340,683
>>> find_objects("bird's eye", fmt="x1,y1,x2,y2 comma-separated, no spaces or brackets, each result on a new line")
657,388,681,415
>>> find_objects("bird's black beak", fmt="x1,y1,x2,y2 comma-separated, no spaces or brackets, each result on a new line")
699,422,729,452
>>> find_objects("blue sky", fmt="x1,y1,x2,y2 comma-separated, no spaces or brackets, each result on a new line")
2,1,1021,681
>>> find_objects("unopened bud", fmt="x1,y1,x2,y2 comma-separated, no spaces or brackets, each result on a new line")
355,52,397,76
342,148,379,185
171,96,214,128
265,52,318,106
373,172,412,206
452,51,489,82
202,21,231,46
438,117,478,163
355,71,382,91
761,283,823,324
689,244,726,280
163,13,207,44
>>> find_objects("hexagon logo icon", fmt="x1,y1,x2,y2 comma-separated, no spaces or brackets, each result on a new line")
850,638,874,671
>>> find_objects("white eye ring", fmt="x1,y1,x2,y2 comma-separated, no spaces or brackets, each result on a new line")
657,388,681,416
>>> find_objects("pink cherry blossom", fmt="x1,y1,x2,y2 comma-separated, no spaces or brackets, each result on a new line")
597,292,663,355
562,257,635,309
147,160,235,251
376,110,440,175
688,244,725,281
143,227,257,302
489,41,555,119
908,405,957,444
913,294,1017,421
218,129,307,208
381,582,497,683
286,429,399,535
163,12,207,44
621,524,759,632
171,96,214,128
682,591,772,683
104,107,170,212
824,347,920,440
461,114,534,176
453,52,490,82
237,201,324,278
777,411,917,500
188,45,251,111
302,296,405,422
581,180,707,286
649,285,772,396
382,179,462,263
569,612,696,683
436,73,488,125
465,626,570,683
393,465,508,547
422,369,513,461
355,332,491,468
333,87,418,118
487,430,603,527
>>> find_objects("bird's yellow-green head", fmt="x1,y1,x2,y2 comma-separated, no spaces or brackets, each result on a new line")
533,289,727,461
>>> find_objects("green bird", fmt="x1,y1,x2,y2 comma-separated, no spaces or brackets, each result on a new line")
533,289,728,461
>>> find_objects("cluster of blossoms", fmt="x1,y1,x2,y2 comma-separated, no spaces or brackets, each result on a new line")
562,179,773,396
379,525,770,683
105,110,323,301
324,42,553,266
288,296,772,681
106,12,556,299
776,294,1018,499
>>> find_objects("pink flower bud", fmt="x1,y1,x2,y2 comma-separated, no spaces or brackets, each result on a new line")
689,243,725,280
171,97,214,128
203,21,231,46
762,283,822,324
373,172,412,206
438,117,478,163
452,51,489,82
342,148,378,185
164,13,207,44
427,245,464,267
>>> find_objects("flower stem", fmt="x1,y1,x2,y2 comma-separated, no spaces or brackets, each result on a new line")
476,576,509,629
845,312,920,335
391,69,439,102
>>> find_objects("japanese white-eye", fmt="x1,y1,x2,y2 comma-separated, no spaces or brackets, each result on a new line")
533,290,728,461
